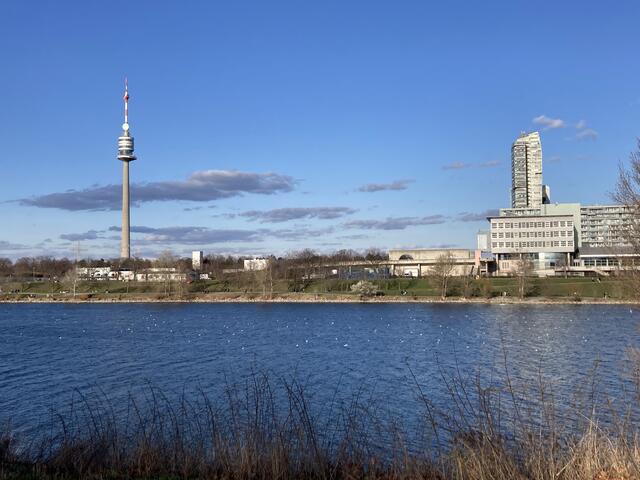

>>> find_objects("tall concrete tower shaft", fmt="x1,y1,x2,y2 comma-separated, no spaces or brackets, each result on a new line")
117,79,136,259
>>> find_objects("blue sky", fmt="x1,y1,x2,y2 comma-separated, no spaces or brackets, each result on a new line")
1,0,639,259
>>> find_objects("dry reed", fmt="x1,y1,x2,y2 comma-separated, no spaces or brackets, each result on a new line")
2,358,640,480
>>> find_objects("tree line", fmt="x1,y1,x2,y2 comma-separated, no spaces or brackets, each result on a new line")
0,248,389,282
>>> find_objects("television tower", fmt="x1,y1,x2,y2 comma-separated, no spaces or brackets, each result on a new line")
117,78,136,259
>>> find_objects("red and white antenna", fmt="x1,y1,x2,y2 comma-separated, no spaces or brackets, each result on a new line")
123,77,129,126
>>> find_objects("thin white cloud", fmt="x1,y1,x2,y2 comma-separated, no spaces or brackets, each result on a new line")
240,207,356,223
456,209,499,222
357,179,414,192
344,215,446,230
0,240,29,252
442,162,472,170
576,128,598,141
60,230,103,241
478,160,501,168
533,115,566,130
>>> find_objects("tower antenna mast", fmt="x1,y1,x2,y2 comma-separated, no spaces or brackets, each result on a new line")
124,77,129,125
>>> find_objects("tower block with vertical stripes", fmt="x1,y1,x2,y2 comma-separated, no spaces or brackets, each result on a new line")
117,79,136,259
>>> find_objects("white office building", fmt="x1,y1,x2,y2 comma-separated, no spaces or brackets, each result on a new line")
488,213,576,274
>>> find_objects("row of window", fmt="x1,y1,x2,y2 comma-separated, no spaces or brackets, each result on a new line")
491,220,573,229
583,259,620,267
491,240,574,249
492,230,573,239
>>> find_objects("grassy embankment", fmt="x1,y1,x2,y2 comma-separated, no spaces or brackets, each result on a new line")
0,276,627,301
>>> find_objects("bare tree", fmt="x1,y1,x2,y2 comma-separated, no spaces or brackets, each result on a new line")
252,257,275,298
61,268,79,298
514,254,534,299
554,254,569,279
0,258,13,279
431,252,457,299
13,257,34,280
461,271,473,298
613,140,640,295
155,251,178,269
364,248,389,279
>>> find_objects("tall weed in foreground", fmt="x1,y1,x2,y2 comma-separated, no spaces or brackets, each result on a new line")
2,358,640,479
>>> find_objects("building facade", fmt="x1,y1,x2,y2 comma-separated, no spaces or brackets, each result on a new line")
488,204,640,275
244,258,269,271
511,131,543,208
580,204,635,248
489,215,576,254
388,248,488,277
488,213,575,274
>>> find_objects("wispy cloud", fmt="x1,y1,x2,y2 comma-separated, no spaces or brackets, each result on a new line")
20,170,296,211
547,155,561,163
442,162,472,170
573,119,598,141
108,225,262,244
443,160,501,170
107,224,336,245
533,115,566,130
239,207,356,223
456,209,499,222
267,226,336,241
575,128,598,141
357,179,414,192
0,240,29,252
183,205,216,212
478,160,501,168
337,234,370,240
60,230,103,241
344,215,446,230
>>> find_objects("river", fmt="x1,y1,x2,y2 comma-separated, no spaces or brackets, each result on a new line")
2,303,639,439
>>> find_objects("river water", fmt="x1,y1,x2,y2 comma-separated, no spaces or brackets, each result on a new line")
1,303,639,438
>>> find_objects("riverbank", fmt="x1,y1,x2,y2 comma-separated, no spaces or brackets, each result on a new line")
0,276,631,304
0,291,635,304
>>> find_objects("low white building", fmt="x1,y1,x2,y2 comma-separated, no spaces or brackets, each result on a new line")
135,267,187,282
77,267,112,280
119,270,135,281
387,248,488,277
244,258,269,271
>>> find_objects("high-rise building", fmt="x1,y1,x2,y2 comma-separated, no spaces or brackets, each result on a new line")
511,132,542,208
117,79,136,259
192,251,204,270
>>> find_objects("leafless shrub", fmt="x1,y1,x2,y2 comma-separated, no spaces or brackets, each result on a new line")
2,362,640,479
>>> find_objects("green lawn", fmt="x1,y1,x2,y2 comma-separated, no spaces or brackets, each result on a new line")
0,275,629,299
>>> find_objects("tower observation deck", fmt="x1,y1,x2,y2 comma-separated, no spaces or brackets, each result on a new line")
117,79,136,162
